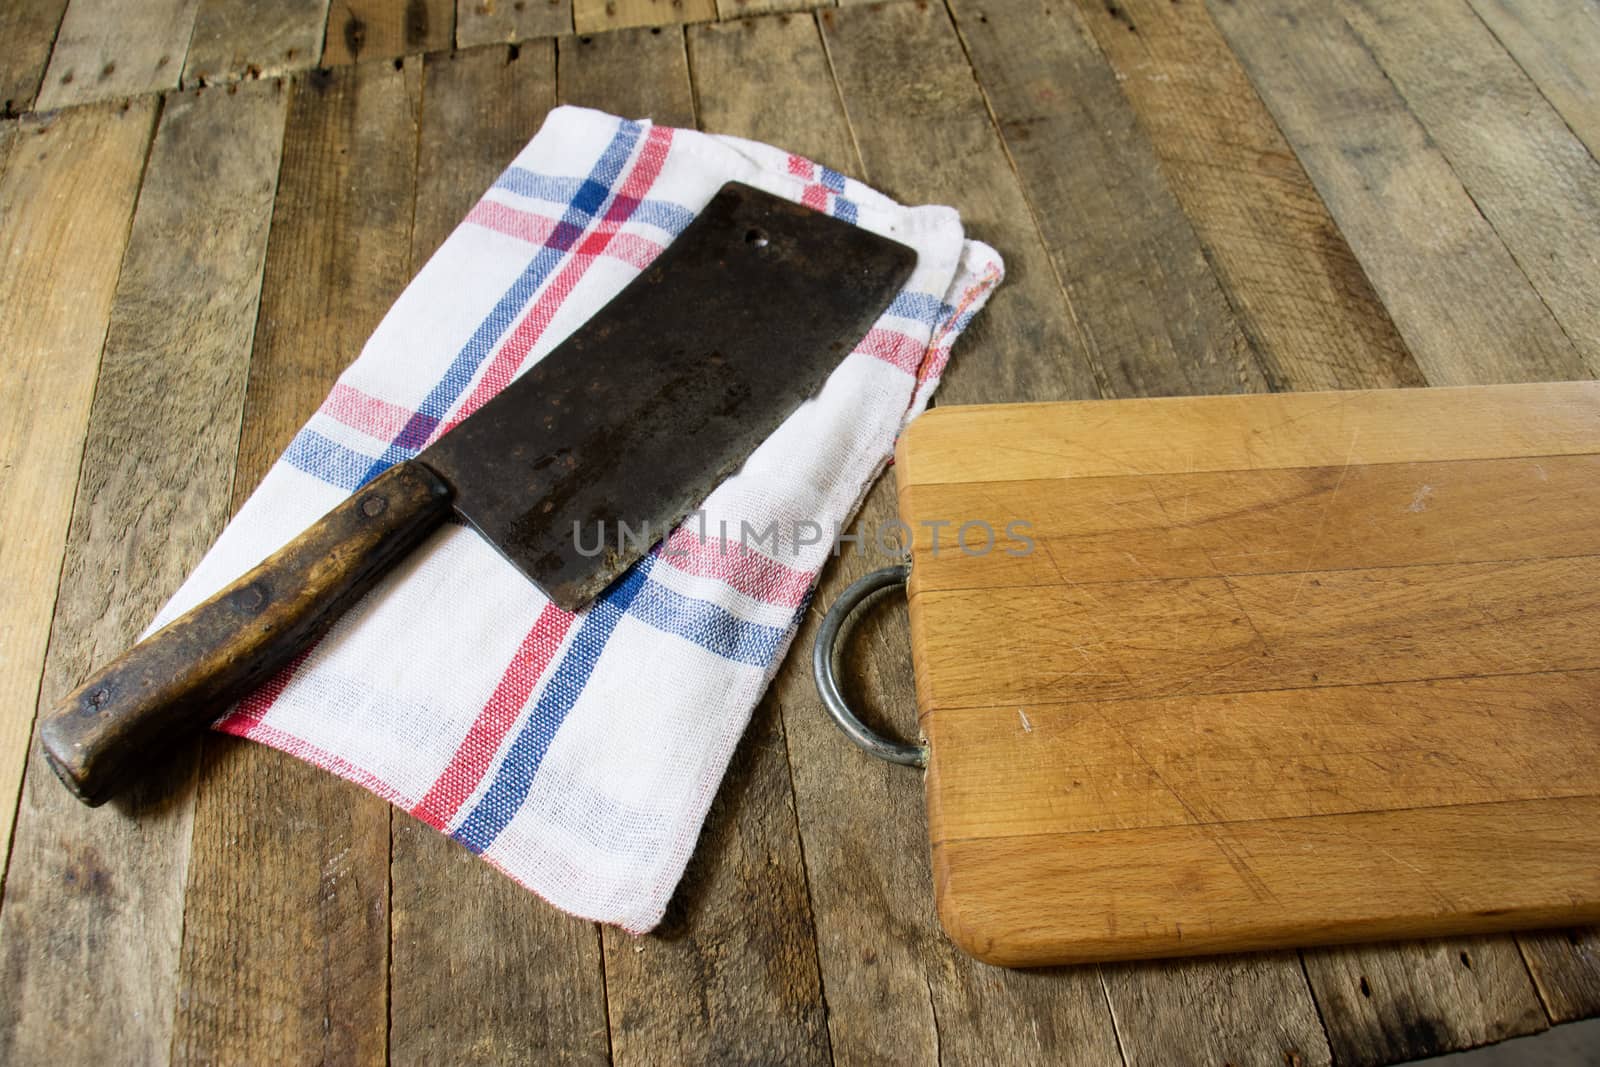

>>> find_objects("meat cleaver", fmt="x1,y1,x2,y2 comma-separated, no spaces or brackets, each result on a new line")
41,182,916,806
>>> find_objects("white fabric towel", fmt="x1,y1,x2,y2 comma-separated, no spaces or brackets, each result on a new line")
151,105,1004,933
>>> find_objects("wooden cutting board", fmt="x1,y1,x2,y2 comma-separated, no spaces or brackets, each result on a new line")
894,381,1600,967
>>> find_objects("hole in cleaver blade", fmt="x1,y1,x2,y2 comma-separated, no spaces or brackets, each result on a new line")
418,181,919,612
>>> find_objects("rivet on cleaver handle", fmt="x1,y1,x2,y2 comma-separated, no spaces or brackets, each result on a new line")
40,181,918,806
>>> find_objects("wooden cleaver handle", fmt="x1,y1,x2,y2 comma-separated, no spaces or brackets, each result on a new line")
39,460,455,806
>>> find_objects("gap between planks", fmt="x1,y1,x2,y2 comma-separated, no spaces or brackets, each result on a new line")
3,4,1587,1062
559,25,836,1066
0,81,286,1066
169,62,418,1065
13,0,876,101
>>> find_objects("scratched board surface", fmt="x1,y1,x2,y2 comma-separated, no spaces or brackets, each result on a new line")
900,383,1600,968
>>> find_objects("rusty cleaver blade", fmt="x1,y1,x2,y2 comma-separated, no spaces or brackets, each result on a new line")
41,181,917,806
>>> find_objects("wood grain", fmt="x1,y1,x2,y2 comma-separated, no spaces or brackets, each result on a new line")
387,42,610,1067
557,25,694,125
169,61,421,1067
894,381,1600,488
323,0,453,64
1302,938,1547,1066
1101,956,1334,1067
894,339,1585,1052
934,797,1600,967
902,453,1600,592
769,488,1126,1066
0,81,279,1065
183,0,329,87
1468,0,1600,162
689,14,854,174
408,41,556,263
903,385,1600,969
572,0,714,38
36,0,199,109
823,3,1331,1059
913,553,1600,711
456,0,571,46
0,0,69,113
948,0,1270,398
825,2,1337,1062
1206,0,1587,388
771,532,952,1066
1520,929,1600,1023
910,385,1585,1050
925,671,1600,841
712,0,813,23
1342,0,1600,373
766,8,1123,1066
0,98,155,886
1200,3,1596,1048
819,0,1099,404
392,822,611,1065
555,24,830,1064
692,20,943,1063
602,698,832,1065
0,2,1595,1062
1069,0,1422,393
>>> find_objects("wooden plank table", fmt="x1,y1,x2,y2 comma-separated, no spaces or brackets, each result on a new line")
1,0,1598,1063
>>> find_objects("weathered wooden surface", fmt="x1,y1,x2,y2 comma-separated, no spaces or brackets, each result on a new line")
1341,0,1600,371
1068,0,1422,393
558,24,694,122
387,42,612,1067
1206,0,1585,388
0,82,278,1066
169,61,420,1067
832,0,1336,1056
36,0,198,109
1302,938,1548,1067
2,1,1600,1063
1469,0,1600,162
0,99,156,884
820,1,1095,404
1521,929,1600,1024
323,0,453,63
603,695,834,1065
406,42,556,259
572,0,715,36
948,0,1267,398
183,0,329,86
1205,2,1600,1055
713,0,811,23
812,6,1139,1064
553,25,835,1063
1103,955,1333,1067
690,15,847,170
456,0,571,46
0,0,68,113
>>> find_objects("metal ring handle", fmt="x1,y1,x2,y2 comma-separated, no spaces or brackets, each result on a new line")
812,563,926,768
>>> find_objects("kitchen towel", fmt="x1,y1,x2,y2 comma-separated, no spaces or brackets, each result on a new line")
151,105,1004,933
